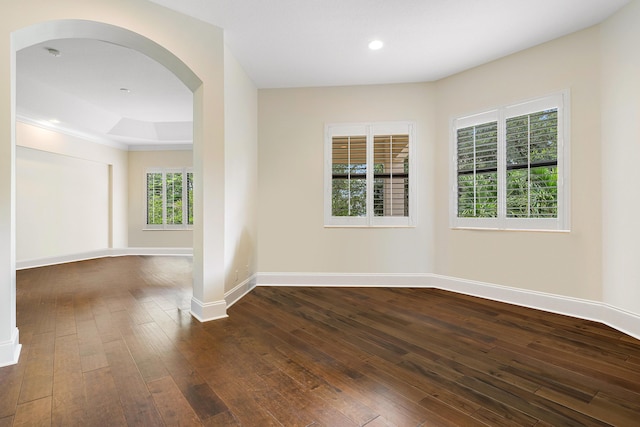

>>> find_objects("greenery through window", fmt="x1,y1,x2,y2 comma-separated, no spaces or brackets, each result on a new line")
332,136,367,217
457,121,498,218
146,169,193,229
506,110,558,218
452,92,568,230
326,122,414,227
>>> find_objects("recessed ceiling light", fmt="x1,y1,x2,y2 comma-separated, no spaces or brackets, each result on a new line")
45,47,60,57
120,88,131,93
368,40,384,50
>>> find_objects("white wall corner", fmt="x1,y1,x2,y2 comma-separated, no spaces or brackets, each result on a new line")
600,304,640,341
225,274,257,309
0,328,22,368
190,297,228,322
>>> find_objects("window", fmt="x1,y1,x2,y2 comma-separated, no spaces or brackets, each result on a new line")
325,122,415,226
146,168,193,229
451,92,569,230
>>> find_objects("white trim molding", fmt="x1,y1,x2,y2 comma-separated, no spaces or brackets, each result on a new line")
225,274,258,309
13,251,640,341
257,272,430,287
0,328,22,368
190,297,228,322
256,272,640,341
16,247,193,270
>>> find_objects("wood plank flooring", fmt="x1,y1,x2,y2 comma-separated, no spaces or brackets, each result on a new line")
2,256,640,426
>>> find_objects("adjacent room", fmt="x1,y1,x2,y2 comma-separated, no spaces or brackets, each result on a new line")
1,0,640,425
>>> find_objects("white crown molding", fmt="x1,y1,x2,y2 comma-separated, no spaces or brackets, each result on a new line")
16,115,129,151
17,115,193,152
128,143,193,151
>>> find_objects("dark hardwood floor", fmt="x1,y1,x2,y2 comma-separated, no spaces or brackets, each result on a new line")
1,256,640,426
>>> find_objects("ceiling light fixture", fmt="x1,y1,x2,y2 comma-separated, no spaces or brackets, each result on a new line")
368,40,384,50
45,47,61,57
119,88,131,93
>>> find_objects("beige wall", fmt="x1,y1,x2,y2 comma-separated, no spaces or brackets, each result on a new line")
257,25,607,303
224,46,258,293
127,149,193,248
434,26,603,300
258,83,436,273
601,0,640,314
16,122,126,261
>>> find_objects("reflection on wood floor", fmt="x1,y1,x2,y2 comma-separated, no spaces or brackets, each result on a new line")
1,256,640,426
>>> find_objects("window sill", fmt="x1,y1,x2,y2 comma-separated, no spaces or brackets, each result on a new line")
451,226,570,233
324,224,416,229
143,227,193,231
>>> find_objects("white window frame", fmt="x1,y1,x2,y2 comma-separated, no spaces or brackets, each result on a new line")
450,91,570,231
144,167,194,230
324,121,416,227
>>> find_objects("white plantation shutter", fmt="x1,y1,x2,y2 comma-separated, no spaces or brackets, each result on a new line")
146,172,163,225
145,168,193,229
373,134,410,217
505,109,558,219
331,135,367,217
325,122,415,227
456,121,498,218
451,91,569,231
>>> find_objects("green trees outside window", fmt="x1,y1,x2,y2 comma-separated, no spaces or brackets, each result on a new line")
146,169,193,228
331,135,367,217
457,121,498,218
506,109,558,218
325,122,415,227
455,101,561,227
331,134,410,218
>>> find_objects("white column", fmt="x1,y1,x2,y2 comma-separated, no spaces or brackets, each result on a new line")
0,42,21,367
190,79,228,321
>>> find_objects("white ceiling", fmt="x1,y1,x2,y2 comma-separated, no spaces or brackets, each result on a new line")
151,0,629,88
17,38,193,149
16,0,629,149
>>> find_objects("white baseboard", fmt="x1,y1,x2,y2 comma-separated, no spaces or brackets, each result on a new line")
256,272,431,287
225,275,257,308
16,247,193,270
256,272,640,341
190,297,228,322
0,328,22,368
13,252,640,340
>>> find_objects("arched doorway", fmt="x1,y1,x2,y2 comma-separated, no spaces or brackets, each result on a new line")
1,17,227,367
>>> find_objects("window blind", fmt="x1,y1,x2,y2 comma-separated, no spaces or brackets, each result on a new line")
145,168,193,229
456,121,498,218
373,134,410,217
331,135,367,217
325,121,415,227
146,172,163,225
451,91,568,231
506,109,558,218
